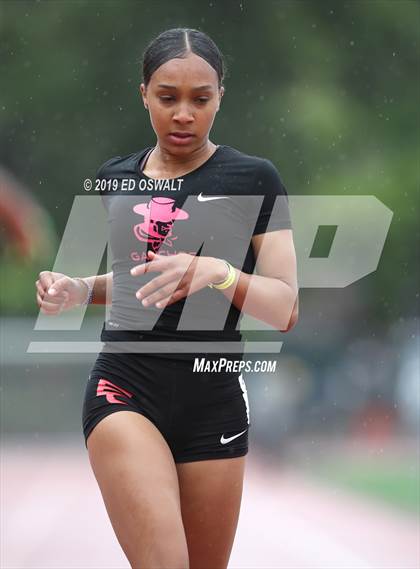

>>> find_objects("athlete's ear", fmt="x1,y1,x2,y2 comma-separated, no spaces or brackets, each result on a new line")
140,83,148,110
217,86,224,111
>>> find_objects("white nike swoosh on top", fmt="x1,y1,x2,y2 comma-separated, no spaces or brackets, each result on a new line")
197,192,230,202
220,429,247,445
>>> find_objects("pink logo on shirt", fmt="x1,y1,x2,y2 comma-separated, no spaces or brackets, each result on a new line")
133,197,189,252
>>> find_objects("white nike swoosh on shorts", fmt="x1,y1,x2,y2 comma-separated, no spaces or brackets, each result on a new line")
220,429,247,445
197,192,230,202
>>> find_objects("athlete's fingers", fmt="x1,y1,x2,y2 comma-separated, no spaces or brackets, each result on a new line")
37,282,69,304
36,280,47,298
60,290,70,308
137,262,197,303
138,279,181,306
131,250,192,277
38,288,67,306
36,279,60,298
47,276,71,296
38,271,55,291
130,258,167,276
135,271,180,299
37,292,63,314
41,292,66,307
36,291,44,308
154,288,187,309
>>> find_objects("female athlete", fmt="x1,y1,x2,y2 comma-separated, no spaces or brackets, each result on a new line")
35,28,299,569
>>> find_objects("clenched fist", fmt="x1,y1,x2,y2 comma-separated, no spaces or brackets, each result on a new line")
35,271,89,315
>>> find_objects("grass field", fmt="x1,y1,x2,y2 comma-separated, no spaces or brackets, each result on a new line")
307,458,419,515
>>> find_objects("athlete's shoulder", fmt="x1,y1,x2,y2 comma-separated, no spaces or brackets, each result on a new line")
95,149,146,178
220,144,280,173
221,145,286,193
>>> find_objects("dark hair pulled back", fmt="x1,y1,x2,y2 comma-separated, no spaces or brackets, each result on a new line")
142,28,226,89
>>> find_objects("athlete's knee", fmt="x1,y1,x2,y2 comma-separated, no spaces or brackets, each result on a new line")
129,536,189,569
149,549,189,569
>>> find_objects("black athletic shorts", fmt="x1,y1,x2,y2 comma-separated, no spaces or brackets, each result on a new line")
82,349,250,463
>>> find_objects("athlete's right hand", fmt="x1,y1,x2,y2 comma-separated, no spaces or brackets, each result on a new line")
35,271,88,315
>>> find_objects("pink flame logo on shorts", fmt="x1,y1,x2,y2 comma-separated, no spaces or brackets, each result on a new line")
96,378,134,405
133,197,189,252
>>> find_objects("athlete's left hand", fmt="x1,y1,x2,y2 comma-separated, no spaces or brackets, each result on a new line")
130,250,227,308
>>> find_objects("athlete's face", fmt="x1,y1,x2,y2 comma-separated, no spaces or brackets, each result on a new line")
140,53,224,153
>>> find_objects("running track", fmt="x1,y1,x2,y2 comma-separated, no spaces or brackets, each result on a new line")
1,439,418,568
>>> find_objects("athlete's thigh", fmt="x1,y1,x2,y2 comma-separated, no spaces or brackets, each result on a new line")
87,410,189,568
176,455,246,569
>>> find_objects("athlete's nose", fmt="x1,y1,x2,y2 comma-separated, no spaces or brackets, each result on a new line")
172,104,194,123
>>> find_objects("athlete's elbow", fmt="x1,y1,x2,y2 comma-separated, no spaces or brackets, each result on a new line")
279,292,299,333
281,311,299,333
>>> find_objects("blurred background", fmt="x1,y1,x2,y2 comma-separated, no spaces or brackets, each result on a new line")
1,1,418,567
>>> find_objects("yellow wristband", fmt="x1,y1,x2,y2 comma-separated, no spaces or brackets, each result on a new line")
208,260,236,290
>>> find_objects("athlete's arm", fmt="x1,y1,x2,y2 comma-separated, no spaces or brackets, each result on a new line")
36,271,113,314
217,229,299,332
81,271,113,305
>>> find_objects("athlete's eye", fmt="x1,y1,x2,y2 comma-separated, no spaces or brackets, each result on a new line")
159,96,175,102
196,97,209,104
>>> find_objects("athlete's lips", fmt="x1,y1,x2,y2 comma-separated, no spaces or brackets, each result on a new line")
169,132,195,138
168,132,195,145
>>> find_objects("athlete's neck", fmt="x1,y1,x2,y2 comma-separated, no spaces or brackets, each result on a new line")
146,140,218,178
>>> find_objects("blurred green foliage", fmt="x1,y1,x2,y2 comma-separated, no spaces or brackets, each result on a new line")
1,0,418,322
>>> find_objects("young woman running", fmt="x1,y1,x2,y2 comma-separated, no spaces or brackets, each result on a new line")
35,28,298,569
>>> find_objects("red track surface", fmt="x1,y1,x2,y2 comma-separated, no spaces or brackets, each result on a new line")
1,439,419,568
